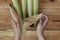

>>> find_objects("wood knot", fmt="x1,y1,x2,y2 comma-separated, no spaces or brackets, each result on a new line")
50,0,55,2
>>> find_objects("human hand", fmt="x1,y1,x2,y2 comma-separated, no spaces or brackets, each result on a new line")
36,15,48,40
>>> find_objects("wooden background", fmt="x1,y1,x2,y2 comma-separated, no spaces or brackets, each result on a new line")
0,0,60,40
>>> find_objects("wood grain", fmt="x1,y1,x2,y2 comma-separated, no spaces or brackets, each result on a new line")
46,21,60,30
0,0,60,40
0,30,60,40
0,1,60,30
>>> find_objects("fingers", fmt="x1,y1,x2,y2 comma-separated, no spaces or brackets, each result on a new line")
36,15,48,40
11,19,21,40
36,15,48,31
37,15,48,28
36,21,45,40
42,15,48,27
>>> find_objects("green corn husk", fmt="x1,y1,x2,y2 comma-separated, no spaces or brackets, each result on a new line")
21,0,27,39
27,0,33,17
10,6,23,27
12,0,22,19
33,0,38,26
21,0,27,19
10,6,18,22
33,0,38,15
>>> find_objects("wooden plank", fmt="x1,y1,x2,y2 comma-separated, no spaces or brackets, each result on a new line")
0,15,11,29
0,0,11,1
2,0,60,9
39,0,60,4
47,15,60,20
0,0,12,3
0,30,60,40
1,0,60,9
0,20,11,29
0,8,10,21
39,0,60,9
26,30,60,40
39,0,60,3
0,1,9,7
46,21,60,30
0,8,11,29
39,8,60,21
39,8,60,15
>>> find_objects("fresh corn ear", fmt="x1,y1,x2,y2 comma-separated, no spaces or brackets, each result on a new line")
22,0,27,19
27,0,33,17
33,0,38,15
12,0,22,19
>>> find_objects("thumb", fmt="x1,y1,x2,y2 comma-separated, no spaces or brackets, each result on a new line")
42,15,48,27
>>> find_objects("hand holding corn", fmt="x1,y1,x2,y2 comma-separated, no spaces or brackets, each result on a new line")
10,0,48,40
